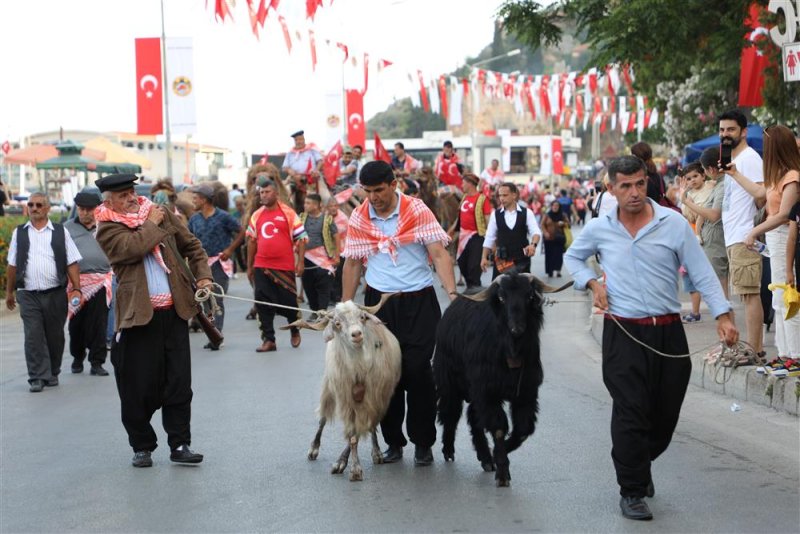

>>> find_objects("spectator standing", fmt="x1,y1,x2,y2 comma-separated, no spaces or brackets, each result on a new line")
541,200,570,278
718,109,765,356
5,192,82,392
0,179,9,216
64,192,112,376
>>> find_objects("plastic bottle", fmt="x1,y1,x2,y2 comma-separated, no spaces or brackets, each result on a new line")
752,240,769,257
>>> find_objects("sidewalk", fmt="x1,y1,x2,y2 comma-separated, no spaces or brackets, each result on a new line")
588,299,799,416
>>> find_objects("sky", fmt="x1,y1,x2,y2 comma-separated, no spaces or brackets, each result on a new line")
1,0,507,154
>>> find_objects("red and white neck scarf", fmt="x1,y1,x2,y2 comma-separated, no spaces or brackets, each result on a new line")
344,193,449,264
95,196,170,274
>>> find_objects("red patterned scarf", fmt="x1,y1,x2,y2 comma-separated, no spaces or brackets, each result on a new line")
95,196,170,274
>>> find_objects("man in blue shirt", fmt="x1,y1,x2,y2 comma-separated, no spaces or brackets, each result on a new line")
188,183,243,347
565,156,739,521
342,161,456,467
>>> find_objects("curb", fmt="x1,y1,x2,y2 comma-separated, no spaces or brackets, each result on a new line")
590,313,799,416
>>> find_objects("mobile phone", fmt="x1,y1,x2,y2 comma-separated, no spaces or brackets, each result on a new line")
719,143,733,168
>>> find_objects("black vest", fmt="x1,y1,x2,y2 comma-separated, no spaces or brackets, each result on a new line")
15,223,67,290
495,208,528,262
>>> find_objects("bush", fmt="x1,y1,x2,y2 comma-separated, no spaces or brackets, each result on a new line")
0,216,30,297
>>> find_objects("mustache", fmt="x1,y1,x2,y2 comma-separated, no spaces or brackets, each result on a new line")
720,136,737,145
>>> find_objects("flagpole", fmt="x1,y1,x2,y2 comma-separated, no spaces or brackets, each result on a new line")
160,0,173,181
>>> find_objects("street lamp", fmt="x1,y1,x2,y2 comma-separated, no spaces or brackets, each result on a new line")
465,49,521,173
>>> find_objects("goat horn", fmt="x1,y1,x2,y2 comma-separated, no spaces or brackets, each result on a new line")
280,317,329,331
459,274,507,302
520,274,574,293
356,292,397,315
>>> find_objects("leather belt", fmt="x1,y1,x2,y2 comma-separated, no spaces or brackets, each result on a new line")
604,313,681,326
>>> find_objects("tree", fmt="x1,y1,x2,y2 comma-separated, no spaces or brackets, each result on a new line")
498,0,799,148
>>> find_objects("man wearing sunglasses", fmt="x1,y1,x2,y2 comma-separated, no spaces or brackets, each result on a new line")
6,192,83,393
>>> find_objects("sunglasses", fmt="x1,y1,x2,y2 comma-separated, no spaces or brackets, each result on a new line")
27,202,45,208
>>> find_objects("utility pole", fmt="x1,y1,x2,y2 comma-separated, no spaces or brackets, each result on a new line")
160,0,173,180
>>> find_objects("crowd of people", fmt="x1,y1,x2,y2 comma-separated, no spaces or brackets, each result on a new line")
3,110,798,522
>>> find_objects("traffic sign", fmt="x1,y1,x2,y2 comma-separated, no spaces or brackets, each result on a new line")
782,41,800,82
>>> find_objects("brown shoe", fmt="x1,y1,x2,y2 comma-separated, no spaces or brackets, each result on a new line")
256,340,277,352
290,328,301,348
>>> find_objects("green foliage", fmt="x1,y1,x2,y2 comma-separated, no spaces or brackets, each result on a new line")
0,216,28,297
498,0,800,148
367,99,446,139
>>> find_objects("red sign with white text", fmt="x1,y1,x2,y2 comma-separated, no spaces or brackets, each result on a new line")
346,89,365,150
135,38,164,135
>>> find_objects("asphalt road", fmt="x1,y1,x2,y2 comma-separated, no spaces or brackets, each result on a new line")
1,247,798,533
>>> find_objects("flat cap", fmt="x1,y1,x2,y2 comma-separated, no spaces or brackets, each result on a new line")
74,191,102,208
343,145,353,154
95,174,138,193
191,183,215,200
290,130,304,138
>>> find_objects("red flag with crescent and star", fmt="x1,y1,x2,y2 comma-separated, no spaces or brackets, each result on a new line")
552,138,564,175
346,89,366,149
373,133,391,164
738,3,769,107
135,38,163,135
323,140,342,188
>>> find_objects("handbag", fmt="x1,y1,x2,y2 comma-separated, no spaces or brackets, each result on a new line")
164,237,224,349
563,225,573,251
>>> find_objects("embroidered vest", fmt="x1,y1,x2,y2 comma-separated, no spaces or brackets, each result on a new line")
300,213,337,258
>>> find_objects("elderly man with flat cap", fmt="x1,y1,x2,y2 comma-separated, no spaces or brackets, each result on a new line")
64,191,113,376
95,173,212,468
282,130,323,212
188,183,243,347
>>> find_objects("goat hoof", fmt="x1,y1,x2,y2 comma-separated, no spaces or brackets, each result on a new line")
481,462,496,472
349,466,363,481
331,461,347,474
495,477,511,487
372,452,384,465
443,451,455,462
308,448,319,461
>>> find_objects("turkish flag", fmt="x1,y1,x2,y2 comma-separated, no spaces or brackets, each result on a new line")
738,4,769,107
1,140,10,155
552,138,564,175
323,140,342,188
135,38,163,135
346,89,366,149
373,133,391,164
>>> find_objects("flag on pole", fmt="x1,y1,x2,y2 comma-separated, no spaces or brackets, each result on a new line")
373,133,391,164
135,37,164,135
323,140,342,188
165,37,197,136
346,89,365,149
738,3,769,107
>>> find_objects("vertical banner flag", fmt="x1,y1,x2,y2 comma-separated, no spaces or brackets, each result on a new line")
373,132,391,163
165,37,197,135
135,38,163,135
345,89,365,149
738,4,769,107
551,137,564,175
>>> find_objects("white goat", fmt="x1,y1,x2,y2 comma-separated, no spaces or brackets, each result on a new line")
287,298,401,481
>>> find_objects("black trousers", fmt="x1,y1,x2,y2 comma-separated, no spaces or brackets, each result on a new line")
17,287,67,383
69,290,108,366
602,318,691,497
544,237,566,275
301,258,333,312
457,234,484,288
254,268,299,342
330,259,344,304
365,286,440,449
110,308,193,452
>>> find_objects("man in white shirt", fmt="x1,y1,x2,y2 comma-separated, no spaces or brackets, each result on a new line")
5,192,83,392
719,109,764,355
479,159,505,189
480,182,542,279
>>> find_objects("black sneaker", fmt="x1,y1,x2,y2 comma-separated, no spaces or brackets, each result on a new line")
45,377,59,387
414,446,433,467
132,451,153,468
170,445,203,464
203,342,221,351
90,365,109,376
29,380,45,393
71,359,84,374
381,446,403,464
620,496,653,520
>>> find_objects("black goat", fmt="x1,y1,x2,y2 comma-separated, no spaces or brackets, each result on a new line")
433,273,572,487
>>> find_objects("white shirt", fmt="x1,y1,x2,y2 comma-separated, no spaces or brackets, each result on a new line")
7,220,82,290
722,145,763,247
596,191,618,218
483,206,542,250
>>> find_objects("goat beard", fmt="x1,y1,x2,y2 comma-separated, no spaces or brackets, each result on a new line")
352,382,366,403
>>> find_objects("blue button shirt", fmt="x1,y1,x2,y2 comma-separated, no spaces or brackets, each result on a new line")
564,199,731,319
188,208,241,257
364,193,435,293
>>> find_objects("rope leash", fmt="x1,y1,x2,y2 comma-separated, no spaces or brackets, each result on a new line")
198,286,745,362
